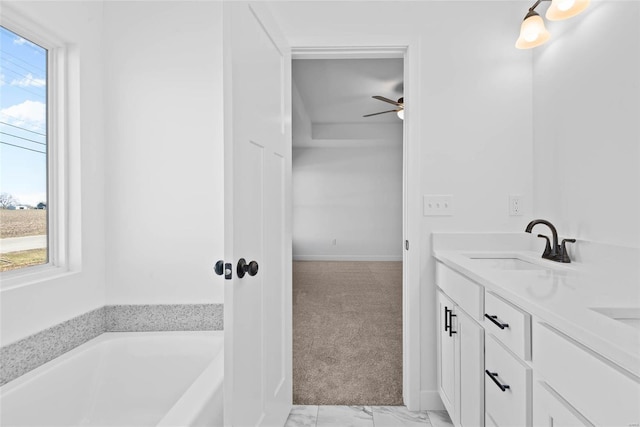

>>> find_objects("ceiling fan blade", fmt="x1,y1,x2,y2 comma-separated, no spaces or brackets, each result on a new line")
372,95,402,106
363,109,400,117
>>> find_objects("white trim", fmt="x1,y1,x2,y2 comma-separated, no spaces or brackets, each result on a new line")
0,7,75,289
291,37,422,410
421,390,446,410
293,255,403,262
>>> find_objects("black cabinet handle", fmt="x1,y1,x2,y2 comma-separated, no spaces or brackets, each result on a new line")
444,307,451,332
448,312,457,336
484,314,509,329
485,370,510,392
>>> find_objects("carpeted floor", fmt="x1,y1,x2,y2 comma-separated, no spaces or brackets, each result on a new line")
293,261,403,405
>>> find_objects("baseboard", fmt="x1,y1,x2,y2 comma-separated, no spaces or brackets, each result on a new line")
293,254,403,261
420,390,445,410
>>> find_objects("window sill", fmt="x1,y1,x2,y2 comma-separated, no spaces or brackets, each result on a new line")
0,264,79,291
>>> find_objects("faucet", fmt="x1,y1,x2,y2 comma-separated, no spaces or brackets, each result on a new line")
525,219,575,263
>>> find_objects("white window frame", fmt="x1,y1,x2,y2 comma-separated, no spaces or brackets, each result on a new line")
1,10,73,289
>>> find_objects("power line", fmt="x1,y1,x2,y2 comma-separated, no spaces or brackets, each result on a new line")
0,131,46,146
0,121,46,137
0,65,46,86
0,140,46,154
0,112,46,132
0,49,46,73
0,67,46,99
1,55,44,76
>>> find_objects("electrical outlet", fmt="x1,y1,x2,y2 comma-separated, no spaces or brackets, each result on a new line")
423,195,453,216
509,195,523,216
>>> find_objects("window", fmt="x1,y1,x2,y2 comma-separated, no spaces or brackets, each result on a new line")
0,25,49,273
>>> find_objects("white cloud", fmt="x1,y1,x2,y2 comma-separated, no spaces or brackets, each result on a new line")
10,73,45,88
0,100,46,132
13,37,27,45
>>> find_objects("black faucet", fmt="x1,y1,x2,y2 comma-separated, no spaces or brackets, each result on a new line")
525,219,575,263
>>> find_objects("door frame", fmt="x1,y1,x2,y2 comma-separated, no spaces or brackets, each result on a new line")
290,37,422,410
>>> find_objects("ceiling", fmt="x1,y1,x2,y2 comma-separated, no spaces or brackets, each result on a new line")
292,58,404,125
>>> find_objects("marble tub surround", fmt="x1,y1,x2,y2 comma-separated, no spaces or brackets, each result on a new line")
0,307,104,386
0,304,223,386
106,304,223,332
432,232,640,378
284,406,454,427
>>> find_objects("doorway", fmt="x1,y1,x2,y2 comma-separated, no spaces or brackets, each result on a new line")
291,57,404,405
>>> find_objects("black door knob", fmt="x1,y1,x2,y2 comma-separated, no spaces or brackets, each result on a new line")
237,258,259,278
214,260,224,276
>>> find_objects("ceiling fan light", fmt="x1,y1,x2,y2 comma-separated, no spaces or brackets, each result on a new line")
515,11,551,49
546,0,589,20
397,109,404,120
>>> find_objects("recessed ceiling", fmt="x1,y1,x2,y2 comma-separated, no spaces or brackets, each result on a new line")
293,58,403,125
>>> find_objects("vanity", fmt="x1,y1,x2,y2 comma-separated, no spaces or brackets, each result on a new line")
433,232,640,427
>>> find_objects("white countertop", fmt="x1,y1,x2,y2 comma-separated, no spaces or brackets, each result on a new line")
433,249,640,378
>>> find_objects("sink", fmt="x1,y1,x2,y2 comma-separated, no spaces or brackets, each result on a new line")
590,307,640,331
466,257,550,271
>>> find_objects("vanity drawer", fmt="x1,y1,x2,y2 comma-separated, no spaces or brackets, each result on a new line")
533,322,640,426
436,262,483,320
484,291,531,361
485,335,532,427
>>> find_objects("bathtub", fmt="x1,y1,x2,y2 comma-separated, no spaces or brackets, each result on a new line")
0,331,224,426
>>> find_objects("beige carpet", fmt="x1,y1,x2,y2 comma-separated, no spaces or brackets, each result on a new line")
293,261,403,405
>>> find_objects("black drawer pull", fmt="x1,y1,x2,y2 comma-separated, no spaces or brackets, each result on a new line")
484,314,509,329
485,370,510,392
449,313,457,336
444,307,451,332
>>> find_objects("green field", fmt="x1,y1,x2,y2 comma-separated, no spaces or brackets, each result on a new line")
0,209,48,272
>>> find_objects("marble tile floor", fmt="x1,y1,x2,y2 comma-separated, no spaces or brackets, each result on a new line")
284,405,454,427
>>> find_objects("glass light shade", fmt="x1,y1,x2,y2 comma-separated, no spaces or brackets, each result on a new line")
397,109,404,120
546,0,589,20
515,13,551,49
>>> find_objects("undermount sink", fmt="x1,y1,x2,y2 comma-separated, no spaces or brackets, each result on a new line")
590,307,640,331
466,257,550,271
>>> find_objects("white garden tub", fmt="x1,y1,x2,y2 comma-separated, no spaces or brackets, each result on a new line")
0,331,224,426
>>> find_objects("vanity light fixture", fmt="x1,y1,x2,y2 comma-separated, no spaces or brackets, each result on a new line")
515,0,590,49
397,109,404,120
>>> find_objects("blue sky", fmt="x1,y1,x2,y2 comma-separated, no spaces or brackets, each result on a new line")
0,25,47,207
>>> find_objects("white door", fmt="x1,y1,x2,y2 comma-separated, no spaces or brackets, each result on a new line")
223,3,292,426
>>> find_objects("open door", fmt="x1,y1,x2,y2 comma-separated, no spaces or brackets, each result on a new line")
222,2,292,426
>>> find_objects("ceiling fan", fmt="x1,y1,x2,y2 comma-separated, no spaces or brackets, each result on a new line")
363,96,404,120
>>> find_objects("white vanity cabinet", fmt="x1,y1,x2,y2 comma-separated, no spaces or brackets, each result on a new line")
435,258,640,427
532,322,640,426
436,263,485,427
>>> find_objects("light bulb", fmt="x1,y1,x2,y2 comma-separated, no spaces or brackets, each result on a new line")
556,0,575,11
546,0,589,20
397,109,404,120
515,11,551,49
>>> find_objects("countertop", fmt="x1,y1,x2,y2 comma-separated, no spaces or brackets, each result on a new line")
433,249,640,379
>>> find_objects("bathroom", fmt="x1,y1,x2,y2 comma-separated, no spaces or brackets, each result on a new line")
0,1,637,426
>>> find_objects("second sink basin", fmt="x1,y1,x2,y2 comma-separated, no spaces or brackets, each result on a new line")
590,307,640,331
467,257,550,271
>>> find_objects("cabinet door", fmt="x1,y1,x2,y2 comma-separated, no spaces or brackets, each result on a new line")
533,381,593,427
437,290,456,418
457,308,484,427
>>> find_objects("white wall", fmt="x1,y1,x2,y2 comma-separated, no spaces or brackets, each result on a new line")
271,1,533,408
532,1,640,248
103,2,225,304
293,143,403,261
0,1,106,345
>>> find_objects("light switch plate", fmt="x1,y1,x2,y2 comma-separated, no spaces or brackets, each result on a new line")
424,195,453,216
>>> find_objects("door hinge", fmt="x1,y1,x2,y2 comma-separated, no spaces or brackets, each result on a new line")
405,240,409,250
